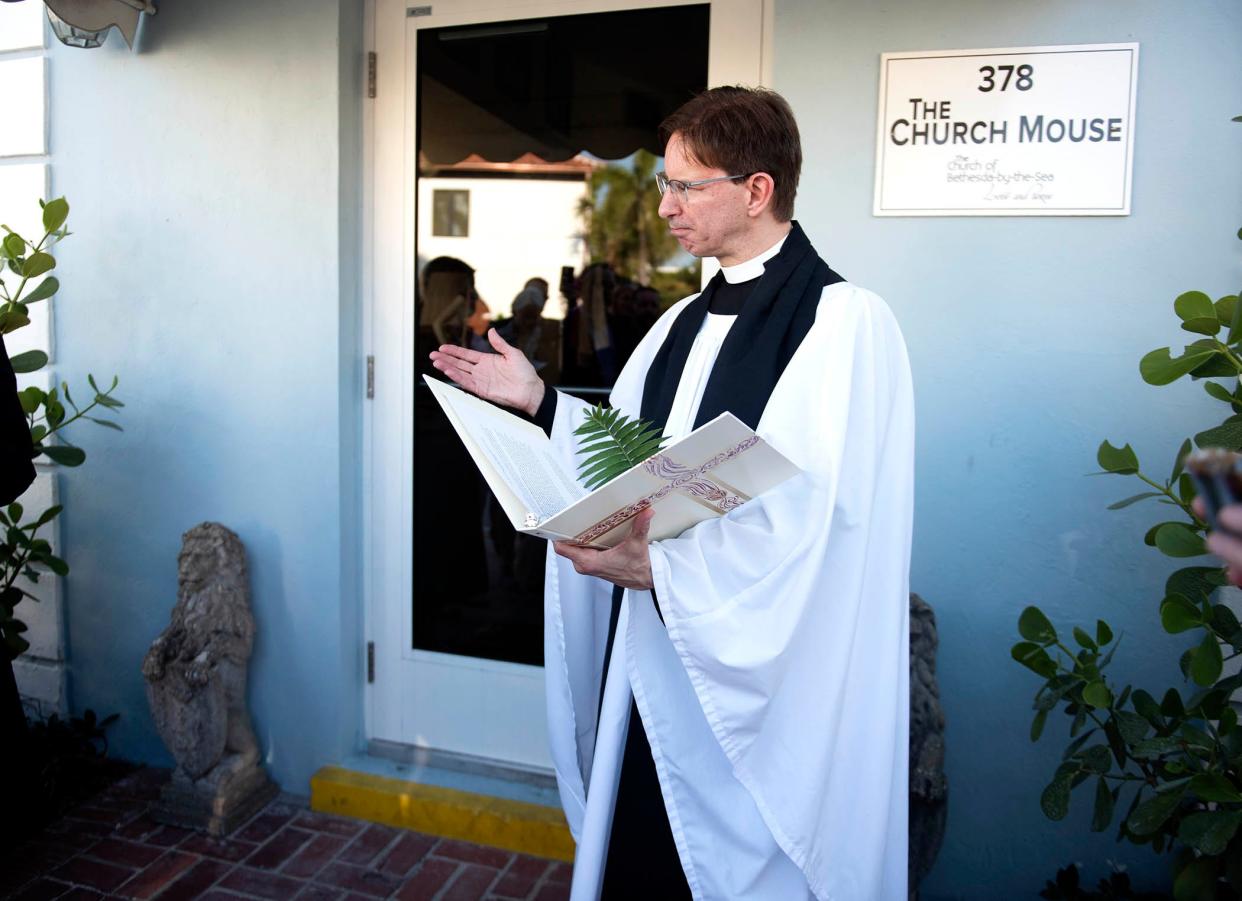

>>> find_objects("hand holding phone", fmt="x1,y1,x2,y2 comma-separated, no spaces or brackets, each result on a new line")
1185,448,1242,538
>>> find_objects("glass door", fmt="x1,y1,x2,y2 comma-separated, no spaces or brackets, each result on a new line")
368,0,764,770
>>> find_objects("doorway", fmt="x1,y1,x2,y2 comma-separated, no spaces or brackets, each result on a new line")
367,0,765,770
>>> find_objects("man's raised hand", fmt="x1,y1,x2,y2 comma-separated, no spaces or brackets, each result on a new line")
429,328,545,416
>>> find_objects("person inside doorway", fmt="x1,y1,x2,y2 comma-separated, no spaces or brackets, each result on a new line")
495,277,561,386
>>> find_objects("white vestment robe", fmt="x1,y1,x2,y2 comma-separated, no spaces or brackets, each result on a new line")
542,250,915,901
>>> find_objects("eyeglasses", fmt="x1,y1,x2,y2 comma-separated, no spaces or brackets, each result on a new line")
655,171,751,204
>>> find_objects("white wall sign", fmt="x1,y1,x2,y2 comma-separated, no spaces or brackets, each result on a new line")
873,43,1138,216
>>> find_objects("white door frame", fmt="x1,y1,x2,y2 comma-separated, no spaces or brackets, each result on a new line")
363,0,770,768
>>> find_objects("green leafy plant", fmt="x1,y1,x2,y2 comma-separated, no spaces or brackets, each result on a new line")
1013,210,1242,899
573,405,666,490
26,706,126,818
0,198,123,659
577,149,681,284
1040,863,1169,900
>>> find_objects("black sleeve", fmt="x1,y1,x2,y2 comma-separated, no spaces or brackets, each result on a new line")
530,385,557,437
0,334,36,506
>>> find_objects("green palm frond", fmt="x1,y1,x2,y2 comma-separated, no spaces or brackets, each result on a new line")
573,405,666,490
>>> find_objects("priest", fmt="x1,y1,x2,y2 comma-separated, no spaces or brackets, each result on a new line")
430,85,914,901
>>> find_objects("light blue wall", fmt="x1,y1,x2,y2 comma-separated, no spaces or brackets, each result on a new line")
774,1,1242,896
48,0,366,792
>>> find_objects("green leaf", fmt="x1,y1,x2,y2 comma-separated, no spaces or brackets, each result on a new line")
1205,380,1236,403
1174,857,1222,901
1154,522,1207,558
2,630,30,657
1188,773,1242,803
1079,744,1112,773
1,307,31,334
1166,566,1228,603
1032,690,1059,713
45,400,64,428
1130,736,1182,759
1062,729,1098,761
1178,472,1197,505
1191,353,1239,378
43,554,68,577
1162,687,1186,717
1082,680,1112,708
1180,810,1242,858
1172,438,1194,483
20,252,54,279
1041,772,1073,821
1114,710,1150,745
40,445,85,467
87,417,122,431
1131,689,1163,725
1127,785,1185,834
1217,295,1239,327
1018,606,1057,643
1221,706,1239,736
1231,288,1242,343
1030,708,1048,742
1072,626,1097,650
1180,722,1216,751
7,503,21,523
1141,347,1218,386
8,349,47,374
1096,440,1139,474
1103,718,1127,770
1195,417,1242,450
1070,706,1088,737
1182,317,1222,336
22,275,58,303
41,197,68,234
1011,641,1058,678
1212,603,1241,643
1106,491,1161,510
579,449,631,471
574,404,666,489
1175,290,1216,324
1099,639,1121,669
1,233,23,260
1091,777,1116,833
1095,620,1114,646
1189,631,1223,686
577,439,621,455
1161,594,1203,633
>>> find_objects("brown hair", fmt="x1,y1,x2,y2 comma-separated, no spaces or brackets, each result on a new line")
658,86,802,221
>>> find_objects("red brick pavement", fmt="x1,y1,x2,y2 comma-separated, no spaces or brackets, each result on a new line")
1,769,572,901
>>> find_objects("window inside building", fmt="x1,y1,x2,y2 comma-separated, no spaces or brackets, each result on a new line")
431,189,470,237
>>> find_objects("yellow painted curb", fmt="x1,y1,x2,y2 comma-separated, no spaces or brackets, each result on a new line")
310,765,575,863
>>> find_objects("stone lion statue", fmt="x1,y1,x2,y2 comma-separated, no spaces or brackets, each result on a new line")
143,523,271,830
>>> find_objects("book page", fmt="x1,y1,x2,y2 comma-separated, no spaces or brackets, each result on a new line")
423,378,584,524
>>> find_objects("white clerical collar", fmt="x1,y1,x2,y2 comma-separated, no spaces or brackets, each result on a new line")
719,234,788,284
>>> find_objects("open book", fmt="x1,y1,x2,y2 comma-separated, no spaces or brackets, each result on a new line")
423,376,802,549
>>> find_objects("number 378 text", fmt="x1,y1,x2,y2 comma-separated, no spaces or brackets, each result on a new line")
978,64,1033,92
